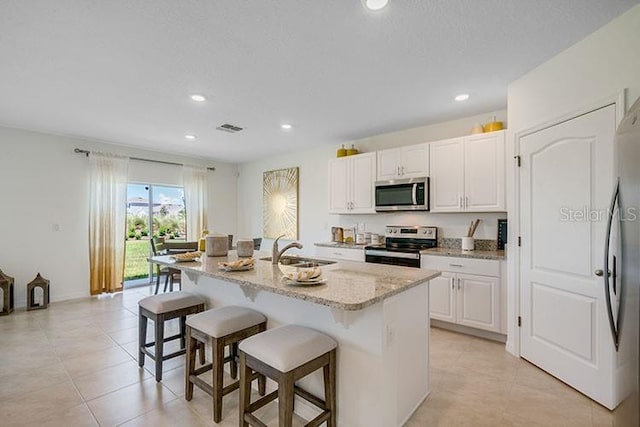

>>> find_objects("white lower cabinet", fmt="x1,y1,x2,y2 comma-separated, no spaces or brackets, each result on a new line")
423,256,502,333
315,246,365,262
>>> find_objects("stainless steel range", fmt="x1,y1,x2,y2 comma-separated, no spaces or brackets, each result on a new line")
364,225,437,268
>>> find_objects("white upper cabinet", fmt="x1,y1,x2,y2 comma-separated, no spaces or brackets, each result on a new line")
429,131,505,212
328,152,376,214
464,132,506,211
376,143,429,181
429,137,464,212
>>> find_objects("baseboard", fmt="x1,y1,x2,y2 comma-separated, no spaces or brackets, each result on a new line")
398,390,431,427
431,320,507,343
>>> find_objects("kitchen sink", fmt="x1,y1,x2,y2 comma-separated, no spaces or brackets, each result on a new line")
259,256,336,267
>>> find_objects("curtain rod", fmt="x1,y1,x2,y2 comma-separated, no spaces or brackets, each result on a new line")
74,148,215,171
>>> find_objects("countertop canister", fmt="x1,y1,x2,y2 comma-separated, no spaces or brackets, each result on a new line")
236,238,254,257
206,234,229,257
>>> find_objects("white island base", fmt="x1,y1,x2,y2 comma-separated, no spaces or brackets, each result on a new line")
181,273,430,427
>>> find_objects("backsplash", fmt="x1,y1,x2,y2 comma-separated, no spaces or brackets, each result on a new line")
439,238,498,251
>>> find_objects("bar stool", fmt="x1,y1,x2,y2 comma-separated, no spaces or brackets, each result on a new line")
138,291,206,381
239,325,337,427
185,306,267,423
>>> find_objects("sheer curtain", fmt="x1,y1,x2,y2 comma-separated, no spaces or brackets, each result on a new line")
183,165,208,241
88,153,129,295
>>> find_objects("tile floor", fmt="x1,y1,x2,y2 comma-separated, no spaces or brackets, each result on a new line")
0,285,617,426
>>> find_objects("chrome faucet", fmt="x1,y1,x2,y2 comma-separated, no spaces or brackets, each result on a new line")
272,234,303,264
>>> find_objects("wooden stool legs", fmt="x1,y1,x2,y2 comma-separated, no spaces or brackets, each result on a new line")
239,349,337,427
185,322,267,424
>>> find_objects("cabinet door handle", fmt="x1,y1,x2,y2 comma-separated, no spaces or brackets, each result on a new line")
449,263,463,267
451,277,455,289
401,166,405,175
457,278,461,290
465,196,469,209
397,166,401,176
459,196,463,208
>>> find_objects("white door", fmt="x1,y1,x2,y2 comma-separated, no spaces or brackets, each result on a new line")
429,138,464,212
377,148,401,181
519,105,617,408
465,132,505,212
429,272,456,323
350,153,376,214
328,157,349,214
401,143,429,178
456,273,500,333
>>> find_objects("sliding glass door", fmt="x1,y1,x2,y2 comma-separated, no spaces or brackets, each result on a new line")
124,183,186,284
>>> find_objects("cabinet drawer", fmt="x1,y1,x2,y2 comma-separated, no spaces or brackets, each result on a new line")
421,255,499,277
315,246,365,262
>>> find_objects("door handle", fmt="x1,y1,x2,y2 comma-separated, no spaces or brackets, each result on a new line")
412,183,418,205
594,269,611,277
603,179,620,351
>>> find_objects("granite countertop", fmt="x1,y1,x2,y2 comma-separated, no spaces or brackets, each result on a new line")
314,242,367,250
421,247,505,261
150,250,440,311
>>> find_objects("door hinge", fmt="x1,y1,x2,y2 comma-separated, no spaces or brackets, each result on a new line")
518,236,521,247
518,316,522,327
515,155,521,167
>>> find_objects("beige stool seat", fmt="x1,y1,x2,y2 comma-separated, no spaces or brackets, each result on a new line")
239,325,337,372
185,306,267,423
239,325,337,427
138,291,206,382
139,291,205,314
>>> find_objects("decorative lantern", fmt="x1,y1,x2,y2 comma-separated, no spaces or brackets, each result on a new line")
0,268,15,316
27,273,50,311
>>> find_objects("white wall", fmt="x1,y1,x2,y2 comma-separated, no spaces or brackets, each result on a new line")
237,109,507,256
0,126,238,307
505,4,640,354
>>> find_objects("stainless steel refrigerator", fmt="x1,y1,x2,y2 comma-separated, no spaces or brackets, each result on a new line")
608,96,640,425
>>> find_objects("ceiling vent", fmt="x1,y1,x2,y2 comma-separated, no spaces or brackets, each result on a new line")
216,123,244,133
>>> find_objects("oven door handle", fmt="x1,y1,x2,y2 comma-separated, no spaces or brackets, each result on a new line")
412,183,417,205
364,250,420,259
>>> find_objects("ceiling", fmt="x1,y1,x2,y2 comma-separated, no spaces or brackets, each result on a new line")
0,1,637,163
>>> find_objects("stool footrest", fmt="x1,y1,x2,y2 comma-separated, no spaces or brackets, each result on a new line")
244,413,268,427
143,332,183,348
306,412,331,427
193,363,213,376
247,390,278,414
140,347,186,361
294,385,328,410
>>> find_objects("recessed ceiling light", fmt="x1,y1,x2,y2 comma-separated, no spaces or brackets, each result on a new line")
455,94,470,101
190,94,206,102
281,123,293,130
185,134,197,140
364,0,388,11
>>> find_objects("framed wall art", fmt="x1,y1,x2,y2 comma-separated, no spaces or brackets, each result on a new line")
263,167,299,239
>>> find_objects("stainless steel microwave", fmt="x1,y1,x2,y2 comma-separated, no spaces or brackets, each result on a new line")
375,177,429,212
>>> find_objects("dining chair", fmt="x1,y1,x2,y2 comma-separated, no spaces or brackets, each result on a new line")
150,237,181,294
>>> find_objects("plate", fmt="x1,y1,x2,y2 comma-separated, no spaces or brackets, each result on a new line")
171,256,200,263
283,277,327,286
218,265,254,272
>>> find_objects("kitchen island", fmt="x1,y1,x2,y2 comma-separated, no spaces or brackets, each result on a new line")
151,251,440,427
